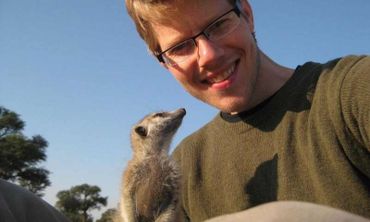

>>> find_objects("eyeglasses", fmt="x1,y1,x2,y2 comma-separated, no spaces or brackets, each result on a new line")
155,0,242,66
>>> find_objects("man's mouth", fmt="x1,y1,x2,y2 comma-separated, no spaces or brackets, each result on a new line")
202,60,238,85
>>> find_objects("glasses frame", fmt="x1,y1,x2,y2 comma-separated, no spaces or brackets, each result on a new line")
155,0,242,65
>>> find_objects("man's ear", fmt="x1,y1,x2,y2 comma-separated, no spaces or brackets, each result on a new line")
240,0,255,34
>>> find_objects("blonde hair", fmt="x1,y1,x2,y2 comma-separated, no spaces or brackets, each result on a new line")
125,0,181,53
125,0,236,54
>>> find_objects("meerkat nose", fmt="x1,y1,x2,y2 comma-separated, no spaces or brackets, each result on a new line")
178,108,186,117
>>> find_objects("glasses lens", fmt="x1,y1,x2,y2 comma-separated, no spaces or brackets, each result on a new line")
205,10,240,41
163,39,196,65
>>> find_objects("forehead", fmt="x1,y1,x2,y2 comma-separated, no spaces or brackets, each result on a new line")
152,0,233,50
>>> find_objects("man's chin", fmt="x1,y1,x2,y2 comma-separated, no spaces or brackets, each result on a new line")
215,103,248,114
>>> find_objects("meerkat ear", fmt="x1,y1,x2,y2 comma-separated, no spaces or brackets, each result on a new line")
135,126,148,137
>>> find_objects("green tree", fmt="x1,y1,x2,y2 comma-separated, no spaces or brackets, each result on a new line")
96,208,118,222
56,184,108,222
0,106,50,196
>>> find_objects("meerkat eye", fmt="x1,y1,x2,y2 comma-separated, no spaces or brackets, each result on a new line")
135,126,148,137
153,112,165,118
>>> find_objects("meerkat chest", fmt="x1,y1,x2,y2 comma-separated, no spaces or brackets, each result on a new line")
133,155,179,219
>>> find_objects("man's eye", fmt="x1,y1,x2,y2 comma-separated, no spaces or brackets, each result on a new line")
213,19,228,29
167,41,193,56
207,18,231,35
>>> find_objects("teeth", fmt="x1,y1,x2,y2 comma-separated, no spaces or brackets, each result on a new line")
208,64,235,84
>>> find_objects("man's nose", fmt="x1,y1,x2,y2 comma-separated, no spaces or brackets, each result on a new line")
196,36,224,68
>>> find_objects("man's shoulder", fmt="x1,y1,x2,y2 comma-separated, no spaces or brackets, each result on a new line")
311,55,370,95
300,55,369,77
296,55,368,74
331,54,369,67
321,55,369,76
291,55,369,93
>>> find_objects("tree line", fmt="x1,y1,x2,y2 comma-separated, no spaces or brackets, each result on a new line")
0,106,117,222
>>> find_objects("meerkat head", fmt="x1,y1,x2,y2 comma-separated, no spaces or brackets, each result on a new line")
131,108,186,155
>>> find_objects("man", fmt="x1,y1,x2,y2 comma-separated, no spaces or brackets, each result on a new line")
125,0,370,221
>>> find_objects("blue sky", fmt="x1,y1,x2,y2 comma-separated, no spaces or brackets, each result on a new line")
1,0,369,219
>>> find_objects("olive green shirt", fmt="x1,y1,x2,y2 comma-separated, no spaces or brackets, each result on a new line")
0,179,70,222
173,55,370,221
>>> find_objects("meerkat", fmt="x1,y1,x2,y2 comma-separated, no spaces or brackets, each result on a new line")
120,108,186,222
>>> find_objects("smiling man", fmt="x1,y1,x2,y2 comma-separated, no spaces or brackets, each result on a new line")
125,0,370,221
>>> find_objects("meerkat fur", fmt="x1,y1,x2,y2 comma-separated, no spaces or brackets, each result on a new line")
120,108,186,222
